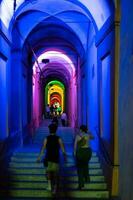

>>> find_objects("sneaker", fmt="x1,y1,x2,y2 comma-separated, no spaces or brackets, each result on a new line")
46,184,52,191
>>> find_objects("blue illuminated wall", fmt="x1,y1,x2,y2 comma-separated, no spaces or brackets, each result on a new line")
22,65,28,129
80,17,115,153
86,22,98,151
81,74,87,125
0,18,23,158
79,22,98,151
96,17,115,161
0,57,8,140
100,55,111,141
119,1,133,199
0,19,10,140
9,51,22,134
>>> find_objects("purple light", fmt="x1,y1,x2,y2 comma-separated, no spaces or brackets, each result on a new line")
36,50,75,77
32,50,77,127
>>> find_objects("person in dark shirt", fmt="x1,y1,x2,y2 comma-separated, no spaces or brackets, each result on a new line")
37,123,66,193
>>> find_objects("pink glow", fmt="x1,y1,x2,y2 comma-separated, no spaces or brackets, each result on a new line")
32,69,43,128
32,50,77,127
37,50,75,77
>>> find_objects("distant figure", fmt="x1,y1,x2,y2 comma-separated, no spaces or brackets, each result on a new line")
54,105,57,115
74,125,94,190
50,104,54,117
45,104,50,118
58,106,62,116
52,115,58,126
61,112,67,126
37,123,66,194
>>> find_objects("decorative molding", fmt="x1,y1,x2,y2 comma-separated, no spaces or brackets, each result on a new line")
0,51,8,61
95,15,115,47
0,21,12,46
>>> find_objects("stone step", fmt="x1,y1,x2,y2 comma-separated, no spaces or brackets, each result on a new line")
11,157,99,163
8,168,103,175
0,189,109,198
0,182,107,190
33,138,74,143
9,162,101,169
2,175,105,182
13,152,97,157
33,137,74,141
34,132,74,136
33,137,74,140
33,141,73,144
0,128,109,199
34,131,74,134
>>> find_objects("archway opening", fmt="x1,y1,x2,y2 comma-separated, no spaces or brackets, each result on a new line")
45,80,65,113
32,50,77,127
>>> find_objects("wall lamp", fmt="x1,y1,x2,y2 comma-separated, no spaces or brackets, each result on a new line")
42,59,50,64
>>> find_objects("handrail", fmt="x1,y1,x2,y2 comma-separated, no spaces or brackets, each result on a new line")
95,127,119,167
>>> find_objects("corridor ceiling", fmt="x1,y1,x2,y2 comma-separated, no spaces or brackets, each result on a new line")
0,0,113,30
33,50,75,86
0,0,114,56
0,0,114,86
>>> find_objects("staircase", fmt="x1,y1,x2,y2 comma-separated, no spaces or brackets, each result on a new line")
0,121,110,199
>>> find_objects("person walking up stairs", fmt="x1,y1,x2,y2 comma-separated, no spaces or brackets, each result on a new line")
0,122,110,199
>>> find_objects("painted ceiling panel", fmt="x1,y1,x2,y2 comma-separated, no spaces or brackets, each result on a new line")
75,0,111,29
0,0,112,30
21,16,86,57
15,11,89,49
0,0,25,28
15,11,49,38
15,0,89,19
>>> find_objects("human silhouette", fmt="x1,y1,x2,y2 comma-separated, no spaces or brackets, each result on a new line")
52,115,58,126
58,105,62,116
61,112,67,126
45,104,50,118
37,123,66,194
74,125,94,189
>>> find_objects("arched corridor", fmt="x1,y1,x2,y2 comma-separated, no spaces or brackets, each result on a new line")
0,1,133,200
